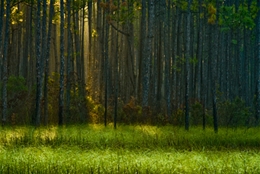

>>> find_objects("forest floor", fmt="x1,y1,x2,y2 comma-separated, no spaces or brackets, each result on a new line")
0,124,260,173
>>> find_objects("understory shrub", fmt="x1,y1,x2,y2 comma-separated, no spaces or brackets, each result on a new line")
218,97,252,127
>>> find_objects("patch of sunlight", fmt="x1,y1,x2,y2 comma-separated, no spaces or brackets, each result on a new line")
36,126,58,141
2,127,27,143
89,124,106,131
134,125,162,136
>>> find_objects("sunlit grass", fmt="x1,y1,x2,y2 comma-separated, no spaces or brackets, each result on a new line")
0,125,260,173
0,125,260,150
0,147,260,173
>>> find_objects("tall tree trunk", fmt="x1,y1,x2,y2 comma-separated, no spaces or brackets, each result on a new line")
0,0,4,80
43,0,55,125
35,0,42,126
2,0,11,126
164,0,171,119
88,0,92,91
142,0,154,118
66,0,72,123
256,0,260,125
22,6,31,81
185,0,192,130
114,0,120,129
138,0,146,103
104,0,110,126
197,0,203,102
212,1,219,133
28,0,35,91
59,0,65,125
41,0,47,124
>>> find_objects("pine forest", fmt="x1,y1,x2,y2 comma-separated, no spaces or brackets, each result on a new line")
2,0,260,173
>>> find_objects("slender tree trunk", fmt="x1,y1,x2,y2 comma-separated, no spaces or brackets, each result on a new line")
212,1,219,133
114,0,120,129
35,0,42,126
197,0,202,102
43,0,55,125
256,0,260,125
185,0,192,130
138,0,146,103
142,0,154,118
59,0,65,125
104,0,110,126
40,0,47,124
2,0,11,126
66,0,72,123
164,0,171,119
0,0,4,80
22,7,31,81
88,0,92,88
28,0,35,91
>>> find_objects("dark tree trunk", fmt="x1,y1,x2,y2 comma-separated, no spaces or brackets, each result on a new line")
164,0,171,119
142,0,154,118
114,0,120,129
138,0,146,103
256,0,260,125
212,0,219,133
104,0,110,126
59,0,65,125
41,0,47,125
35,0,42,126
66,0,72,123
0,0,4,80
43,0,55,125
2,0,11,126
185,0,192,130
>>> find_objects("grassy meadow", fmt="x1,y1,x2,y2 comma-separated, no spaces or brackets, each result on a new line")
0,124,260,173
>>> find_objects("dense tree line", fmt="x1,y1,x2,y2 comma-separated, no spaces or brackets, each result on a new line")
0,0,259,131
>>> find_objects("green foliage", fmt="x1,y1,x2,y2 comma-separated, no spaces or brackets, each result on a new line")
189,57,198,65
121,97,142,124
86,96,105,124
219,2,257,30
0,76,32,125
6,75,28,97
218,97,252,127
190,101,204,125
172,56,185,72
173,108,184,125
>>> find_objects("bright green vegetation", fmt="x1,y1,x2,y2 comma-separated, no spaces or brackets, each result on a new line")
0,125,260,173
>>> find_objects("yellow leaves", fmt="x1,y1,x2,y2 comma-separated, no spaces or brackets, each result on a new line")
208,14,216,24
208,4,216,15
207,4,217,25
11,6,23,25
92,29,98,38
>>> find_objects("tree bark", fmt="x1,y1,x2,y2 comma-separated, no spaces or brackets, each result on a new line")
142,0,154,118
59,0,65,125
35,0,42,126
256,0,260,125
2,0,11,126
43,0,55,125
185,0,192,130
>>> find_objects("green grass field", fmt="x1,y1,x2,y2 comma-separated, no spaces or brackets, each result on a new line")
0,124,260,173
